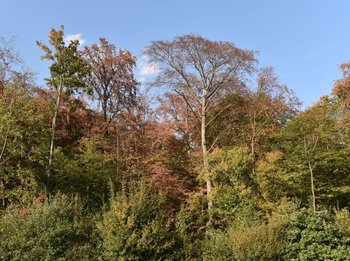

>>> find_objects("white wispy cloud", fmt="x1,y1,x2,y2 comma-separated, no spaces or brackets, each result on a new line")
138,55,160,77
64,33,86,46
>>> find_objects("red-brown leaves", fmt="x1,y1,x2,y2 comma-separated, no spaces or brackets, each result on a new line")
83,38,139,126
333,62,350,106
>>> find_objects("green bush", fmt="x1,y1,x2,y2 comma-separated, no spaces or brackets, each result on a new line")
284,209,350,260
202,199,296,261
53,140,119,210
0,195,99,260
335,208,350,236
97,181,175,260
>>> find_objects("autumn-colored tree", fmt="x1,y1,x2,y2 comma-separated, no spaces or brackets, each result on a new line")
246,67,299,172
32,88,100,153
37,25,90,195
157,92,199,152
83,38,138,136
333,62,350,106
144,34,256,214
207,67,299,169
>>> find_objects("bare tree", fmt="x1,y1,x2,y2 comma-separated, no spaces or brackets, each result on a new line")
144,34,256,215
0,37,34,93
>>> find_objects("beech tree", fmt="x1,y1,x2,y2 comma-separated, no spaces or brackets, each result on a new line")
207,67,299,174
83,38,138,135
246,67,299,173
37,25,90,195
144,34,256,213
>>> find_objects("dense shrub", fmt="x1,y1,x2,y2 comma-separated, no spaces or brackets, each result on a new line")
0,195,99,260
284,209,350,260
201,199,295,261
53,140,120,210
97,181,175,260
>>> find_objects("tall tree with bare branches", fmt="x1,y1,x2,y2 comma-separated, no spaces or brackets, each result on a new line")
144,34,256,214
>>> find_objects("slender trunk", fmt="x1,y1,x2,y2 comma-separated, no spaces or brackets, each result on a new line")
0,126,10,162
0,81,3,95
0,97,14,162
201,98,212,215
116,125,120,176
0,127,9,208
0,97,14,207
102,100,108,136
0,180,4,208
47,84,62,197
0,126,5,207
308,160,316,213
251,112,256,175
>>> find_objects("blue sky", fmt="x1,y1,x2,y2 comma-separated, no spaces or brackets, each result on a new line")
1,0,350,107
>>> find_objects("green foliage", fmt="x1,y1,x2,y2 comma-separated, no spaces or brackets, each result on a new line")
0,85,50,207
201,229,233,260
208,147,252,185
202,199,296,261
257,150,300,203
97,181,175,260
37,25,90,94
206,147,257,224
228,218,286,260
52,139,119,209
173,207,203,260
259,99,350,209
227,200,297,260
284,209,350,260
0,195,99,260
335,208,350,236
211,184,256,225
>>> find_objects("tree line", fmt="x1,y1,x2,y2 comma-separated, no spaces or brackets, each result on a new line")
1,26,350,260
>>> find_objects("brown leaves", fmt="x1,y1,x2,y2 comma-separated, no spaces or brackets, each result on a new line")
83,38,139,125
144,34,257,112
333,62,350,106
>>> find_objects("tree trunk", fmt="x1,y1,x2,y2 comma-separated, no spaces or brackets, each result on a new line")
102,98,108,136
308,160,316,213
251,113,256,175
201,99,213,215
47,85,62,197
0,97,14,162
0,81,3,95
0,97,14,207
0,126,10,163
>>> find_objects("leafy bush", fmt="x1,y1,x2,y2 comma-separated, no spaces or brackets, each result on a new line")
53,140,119,210
202,199,296,261
0,195,98,260
335,208,350,236
97,181,175,260
284,209,350,260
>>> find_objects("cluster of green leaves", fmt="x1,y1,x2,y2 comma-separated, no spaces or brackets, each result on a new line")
0,196,98,260
284,209,350,260
0,85,50,207
98,181,175,260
